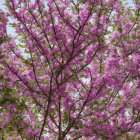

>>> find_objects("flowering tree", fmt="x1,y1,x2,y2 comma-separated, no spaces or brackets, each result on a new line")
0,0,140,139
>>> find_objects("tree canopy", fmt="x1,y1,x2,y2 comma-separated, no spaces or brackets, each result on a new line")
0,0,140,139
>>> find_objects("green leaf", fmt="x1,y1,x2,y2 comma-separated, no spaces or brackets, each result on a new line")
19,44,24,48
94,100,98,104
9,23,13,25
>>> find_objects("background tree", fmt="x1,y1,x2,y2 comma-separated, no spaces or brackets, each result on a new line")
0,0,140,139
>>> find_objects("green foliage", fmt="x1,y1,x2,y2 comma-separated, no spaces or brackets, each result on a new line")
19,44,25,48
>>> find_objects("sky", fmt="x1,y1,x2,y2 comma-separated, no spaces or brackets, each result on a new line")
0,0,17,36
